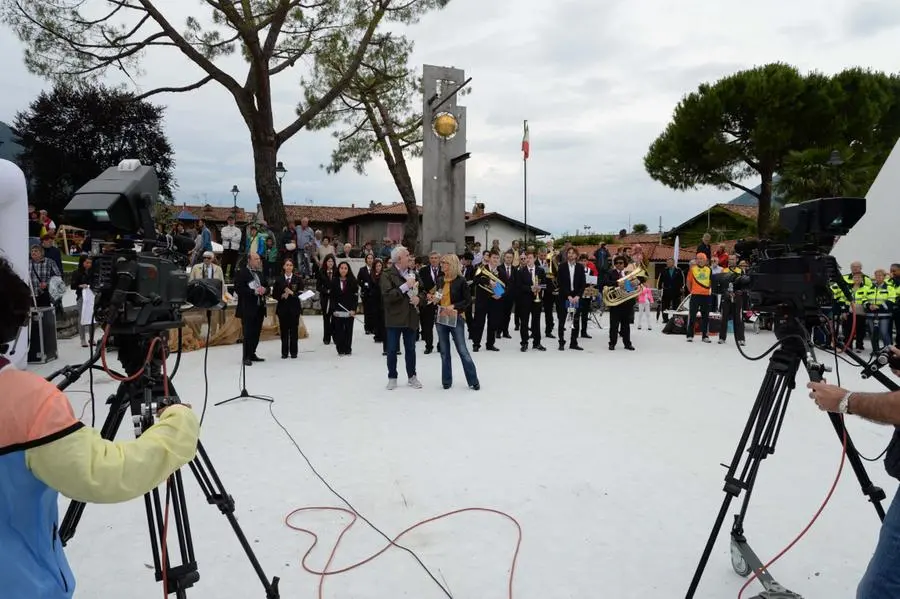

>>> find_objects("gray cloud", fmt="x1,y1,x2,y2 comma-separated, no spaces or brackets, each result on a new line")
844,0,900,38
1,0,898,236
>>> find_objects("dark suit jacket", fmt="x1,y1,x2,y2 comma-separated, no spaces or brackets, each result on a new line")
234,266,268,319
272,273,303,318
556,260,586,299
498,263,517,301
331,276,359,314
357,264,375,299
514,264,547,307
419,264,442,292
380,266,421,329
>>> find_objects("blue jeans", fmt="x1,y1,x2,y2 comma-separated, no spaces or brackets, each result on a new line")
858,487,900,598
869,314,892,352
436,319,479,388
386,327,417,379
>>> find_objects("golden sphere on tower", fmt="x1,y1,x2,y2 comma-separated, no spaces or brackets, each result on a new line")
431,112,458,139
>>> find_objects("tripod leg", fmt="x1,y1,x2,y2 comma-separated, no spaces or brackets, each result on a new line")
59,384,132,544
188,441,280,598
686,349,800,598
827,412,886,520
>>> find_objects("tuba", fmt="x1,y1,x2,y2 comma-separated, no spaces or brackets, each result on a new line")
475,265,506,295
602,266,646,306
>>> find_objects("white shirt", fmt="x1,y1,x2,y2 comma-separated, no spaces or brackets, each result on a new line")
568,262,576,285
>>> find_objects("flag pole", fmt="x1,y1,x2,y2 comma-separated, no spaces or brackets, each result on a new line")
522,119,529,244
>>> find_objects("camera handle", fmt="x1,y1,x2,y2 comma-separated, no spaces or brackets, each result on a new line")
685,324,885,599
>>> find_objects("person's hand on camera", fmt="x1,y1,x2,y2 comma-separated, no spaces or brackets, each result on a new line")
889,346,900,377
807,381,848,412
158,402,192,416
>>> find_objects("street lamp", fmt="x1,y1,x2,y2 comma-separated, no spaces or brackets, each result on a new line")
230,185,239,216
827,150,844,196
276,161,287,189
584,225,592,236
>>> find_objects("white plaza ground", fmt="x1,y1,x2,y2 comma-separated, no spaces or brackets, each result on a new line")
33,311,897,599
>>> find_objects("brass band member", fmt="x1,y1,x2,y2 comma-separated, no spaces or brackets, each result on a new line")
472,250,503,352
317,254,337,345
357,253,376,334
515,249,548,352
537,247,556,338
331,261,359,356
498,250,517,338
556,246,586,351
418,251,441,354
605,255,636,351
273,258,303,359
578,253,598,339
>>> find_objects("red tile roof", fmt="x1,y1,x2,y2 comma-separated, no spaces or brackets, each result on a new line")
718,204,758,220
283,204,368,223
177,204,252,223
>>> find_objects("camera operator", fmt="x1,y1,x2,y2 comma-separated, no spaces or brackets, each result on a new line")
808,350,900,599
0,256,200,599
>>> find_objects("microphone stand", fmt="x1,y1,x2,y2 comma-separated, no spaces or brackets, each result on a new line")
216,299,274,406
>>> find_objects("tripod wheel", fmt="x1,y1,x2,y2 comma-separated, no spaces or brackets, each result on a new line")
730,539,751,577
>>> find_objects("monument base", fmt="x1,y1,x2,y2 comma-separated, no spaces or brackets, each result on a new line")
430,241,458,256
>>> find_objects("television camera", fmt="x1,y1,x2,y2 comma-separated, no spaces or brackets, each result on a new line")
686,196,891,599
53,161,280,597
715,196,866,319
63,160,223,334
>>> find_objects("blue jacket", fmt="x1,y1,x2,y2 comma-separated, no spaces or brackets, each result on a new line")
0,451,76,598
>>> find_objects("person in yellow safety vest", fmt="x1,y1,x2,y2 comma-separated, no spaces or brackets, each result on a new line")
717,256,746,345
841,270,873,351
860,268,897,353
888,263,900,346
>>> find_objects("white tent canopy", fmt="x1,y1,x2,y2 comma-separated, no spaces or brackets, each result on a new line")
830,139,900,273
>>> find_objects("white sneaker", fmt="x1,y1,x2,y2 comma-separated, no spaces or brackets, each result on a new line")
386,379,397,390
408,376,423,389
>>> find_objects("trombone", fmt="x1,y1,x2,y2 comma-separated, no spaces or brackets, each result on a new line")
475,265,506,295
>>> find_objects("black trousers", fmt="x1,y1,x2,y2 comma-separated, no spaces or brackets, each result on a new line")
321,297,333,343
502,297,515,334
579,297,592,334
419,304,436,350
543,290,556,334
660,290,680,322
719,294,745,341
608,306,631,348
517,301,542,347
556,298,580,345
241,309,264,359
222,249,239,280
473,301,500,347
687,295,711,339
363,296,375,333
278,313,299,357
332,315,354,354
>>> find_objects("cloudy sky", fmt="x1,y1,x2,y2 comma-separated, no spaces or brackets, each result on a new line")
2,0,900,236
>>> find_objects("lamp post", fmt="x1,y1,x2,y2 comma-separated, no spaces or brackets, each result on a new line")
276,161,287,189
584,225,592,236
827,150,844,196
230,185,239,217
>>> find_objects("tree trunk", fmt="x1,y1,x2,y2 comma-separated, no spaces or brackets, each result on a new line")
249,128,287,231
757,171,773,238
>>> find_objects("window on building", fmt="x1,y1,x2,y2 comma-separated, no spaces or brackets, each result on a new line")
347,224,358,246
386,222,403,242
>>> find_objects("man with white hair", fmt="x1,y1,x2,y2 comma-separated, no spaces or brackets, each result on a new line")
380,246,423,389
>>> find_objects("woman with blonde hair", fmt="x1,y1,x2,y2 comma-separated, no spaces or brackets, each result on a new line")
428,253,480,390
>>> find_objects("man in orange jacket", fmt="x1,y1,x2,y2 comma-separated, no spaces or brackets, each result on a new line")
0,256,200,599
686,252,713,342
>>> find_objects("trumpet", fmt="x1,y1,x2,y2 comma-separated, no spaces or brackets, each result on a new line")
602,267,646,306
475,265,506,295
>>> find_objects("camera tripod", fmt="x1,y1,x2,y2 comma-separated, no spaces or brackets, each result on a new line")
685,314,886,599
53,329,280,598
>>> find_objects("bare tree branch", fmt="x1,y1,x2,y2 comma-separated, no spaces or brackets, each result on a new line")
133,74,215,100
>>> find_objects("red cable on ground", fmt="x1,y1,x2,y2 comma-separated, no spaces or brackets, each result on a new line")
737,420,848,599
284,506,522,599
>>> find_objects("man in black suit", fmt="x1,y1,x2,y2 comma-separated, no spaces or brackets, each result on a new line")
555,246,586,351
234,252,269,365
498,250,517,338
418,251,441,354
515,249,547,352
605,255,636,351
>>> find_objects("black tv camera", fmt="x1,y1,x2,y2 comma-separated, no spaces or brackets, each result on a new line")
728,196,866,322
63,160,223,334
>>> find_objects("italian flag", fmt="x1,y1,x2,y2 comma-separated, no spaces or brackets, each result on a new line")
522,120,530,160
